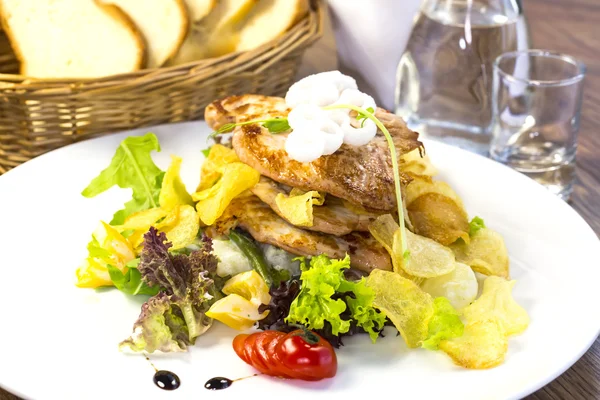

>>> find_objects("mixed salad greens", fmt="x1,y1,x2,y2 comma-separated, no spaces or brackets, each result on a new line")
75,129,529,373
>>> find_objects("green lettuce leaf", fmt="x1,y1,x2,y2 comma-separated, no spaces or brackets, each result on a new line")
81,133,164,225
286,254,384,341
118,292,192,353
106,262,160,296
469,216,486,237
119,228,218,353
421,297,464,350
340,279,387,343
286,255,349,334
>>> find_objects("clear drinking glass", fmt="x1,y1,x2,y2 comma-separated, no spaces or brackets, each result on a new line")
490,50,586,200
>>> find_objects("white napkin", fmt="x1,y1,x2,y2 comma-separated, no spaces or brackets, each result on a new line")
327,0,422,111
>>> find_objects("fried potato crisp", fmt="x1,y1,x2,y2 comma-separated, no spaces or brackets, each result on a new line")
193,162,260,225
421,262,478,310
400,148,438,177
438,276,529,369
408,193,470,245
405,175,465,209
439,319,508,369
159,155,194,210
463,276,529,336
405,229,456,278
449,228,510,278
161,205,200,250
197,144,240,191
366,269,434,348
274,189,325,227
404,175,470,246
369,214,455,279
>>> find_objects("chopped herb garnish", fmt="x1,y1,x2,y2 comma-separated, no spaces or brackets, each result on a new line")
208,117,291,142
356,107,375,128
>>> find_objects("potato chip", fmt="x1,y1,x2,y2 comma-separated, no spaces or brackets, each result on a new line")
116,207,168,232
449,228,510,278
368,214,454,279
162,205,200,249
274,189,325,227
463,276,529,336
400,148,438,176
368,214,412,278
197,144,239,191
408,192,470,245
405,176,465,209
159,155,194,210
421,262,478,310
366,269,434,348
439,319,508,369
404,229,456,278
193,162,260,225
126,229,146,251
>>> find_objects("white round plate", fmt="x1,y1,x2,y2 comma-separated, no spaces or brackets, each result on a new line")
0,121,598,400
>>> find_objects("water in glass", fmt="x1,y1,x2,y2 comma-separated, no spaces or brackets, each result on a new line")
395,0,528,155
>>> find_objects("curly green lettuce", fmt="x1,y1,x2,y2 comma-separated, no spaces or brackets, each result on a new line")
421,297,464,350
286,254,386,343
119,227,217,353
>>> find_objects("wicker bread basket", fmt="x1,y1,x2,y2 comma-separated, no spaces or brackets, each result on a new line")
0,1,324,173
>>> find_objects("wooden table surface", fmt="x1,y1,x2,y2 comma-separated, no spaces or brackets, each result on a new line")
1,1,598,399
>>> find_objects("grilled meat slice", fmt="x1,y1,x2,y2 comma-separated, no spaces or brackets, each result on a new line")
251,176,380,236
205,95,422,211
220,195,392,273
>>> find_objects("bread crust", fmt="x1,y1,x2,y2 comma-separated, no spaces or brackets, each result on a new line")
185,0,216,22
95,1,147,71
0,1,27,75
234,0,309,52
165,0,190,66
0,0,147,77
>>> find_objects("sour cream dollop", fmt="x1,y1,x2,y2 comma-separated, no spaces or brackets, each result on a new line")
283,71,378,162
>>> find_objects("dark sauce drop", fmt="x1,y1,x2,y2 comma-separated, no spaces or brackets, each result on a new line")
153,370,181,391
205,377,233,390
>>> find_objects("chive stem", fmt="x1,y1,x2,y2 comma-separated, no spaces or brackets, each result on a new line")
323,104,407,254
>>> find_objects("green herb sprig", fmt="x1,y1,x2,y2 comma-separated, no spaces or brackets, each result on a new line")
208,117,291,141
323,104,407,255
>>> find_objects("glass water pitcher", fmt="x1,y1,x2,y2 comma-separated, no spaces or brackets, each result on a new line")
395,0,529,155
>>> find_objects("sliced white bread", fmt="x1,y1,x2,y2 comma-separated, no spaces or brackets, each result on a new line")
168,0,257,65
102,0,188,68
184,0,216,22
235,0,308,52
0,0,145,78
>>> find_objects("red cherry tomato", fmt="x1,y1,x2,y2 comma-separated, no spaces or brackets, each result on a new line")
276,330,337,380
232,334,249,363
232,329,337,381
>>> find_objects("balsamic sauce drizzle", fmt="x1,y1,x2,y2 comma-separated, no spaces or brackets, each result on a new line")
204,374,260,391
153,370,181,391
144,353,181,391
144,353,258,391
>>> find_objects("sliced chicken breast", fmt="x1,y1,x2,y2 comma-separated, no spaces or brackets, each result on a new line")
251,176,380,236
205,95,422,211
218,195,392,273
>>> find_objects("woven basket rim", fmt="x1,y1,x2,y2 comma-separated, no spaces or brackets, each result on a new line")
0,1,324,87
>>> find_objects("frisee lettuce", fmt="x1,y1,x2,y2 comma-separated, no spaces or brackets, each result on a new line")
81,133,165,225
286,254,386,343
